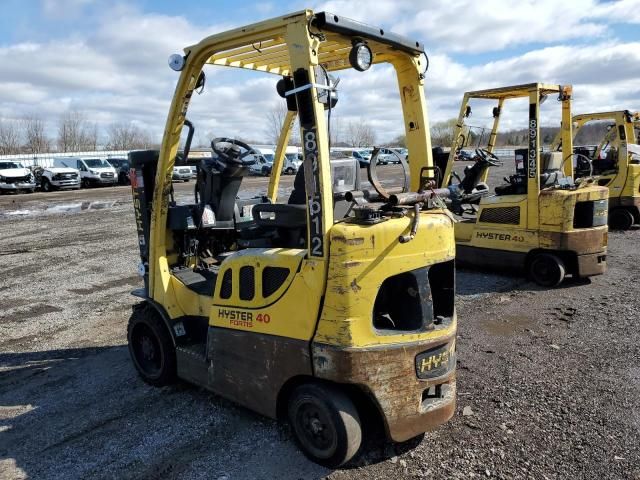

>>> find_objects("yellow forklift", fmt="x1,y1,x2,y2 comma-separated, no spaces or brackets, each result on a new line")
551,110,640,230
127,10,457,467
437,83,608,287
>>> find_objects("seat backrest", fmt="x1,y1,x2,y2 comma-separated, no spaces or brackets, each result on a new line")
198,158,244,226
541,151,563,172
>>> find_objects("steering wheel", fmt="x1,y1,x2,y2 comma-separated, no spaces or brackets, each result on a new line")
564,152,593,178
367,147,410,200
475,148,501,166
211,137,259,164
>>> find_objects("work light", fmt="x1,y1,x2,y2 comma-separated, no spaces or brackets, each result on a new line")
349,41,372,71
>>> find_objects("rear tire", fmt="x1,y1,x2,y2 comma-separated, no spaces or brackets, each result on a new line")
609,208,634,230
127,304,176,386
288,382,362,468
528,253,566,287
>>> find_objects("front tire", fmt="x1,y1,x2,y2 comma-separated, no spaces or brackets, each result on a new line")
41,178,53,192
529,253,566,287
609,208,634,230
127,304,176,386
288,383,362,468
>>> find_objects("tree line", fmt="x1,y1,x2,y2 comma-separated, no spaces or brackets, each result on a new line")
427,118,613,148
0,110,155,155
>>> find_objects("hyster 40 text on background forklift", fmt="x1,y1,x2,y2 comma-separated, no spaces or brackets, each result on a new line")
551,110,640,230
435,83,609,287
126,10,457,467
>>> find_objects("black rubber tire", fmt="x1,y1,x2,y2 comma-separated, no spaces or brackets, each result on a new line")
127,304,176,386
41,178,52,192
286,168,294,175
288,382,362,468
609,208,634,231
528,253,566,287
81,178,91,188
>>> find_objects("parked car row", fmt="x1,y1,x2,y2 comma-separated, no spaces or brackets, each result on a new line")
246,147,303,176
329,147,408,167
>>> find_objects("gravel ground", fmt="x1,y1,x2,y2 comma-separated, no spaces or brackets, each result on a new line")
0,166,638,480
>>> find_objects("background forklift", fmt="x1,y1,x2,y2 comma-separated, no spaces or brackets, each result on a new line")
436,83,609,287
551,110,640,230
127,10,457,467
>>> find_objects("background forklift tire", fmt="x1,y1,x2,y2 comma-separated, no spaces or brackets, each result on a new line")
609,208,634,230
528,253,565,287
127,304,176,387
288,383,362,468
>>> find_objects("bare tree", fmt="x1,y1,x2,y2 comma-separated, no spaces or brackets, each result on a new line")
346,120,376,147
430,118,458,147
106,122,153,150
57,110,99,152
264,102,299,145
265,102,286,144
0,119,22,155
22,114,51,154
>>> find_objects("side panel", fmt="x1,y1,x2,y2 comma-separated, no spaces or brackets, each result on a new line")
207,328,312,418
209,249,323,341
315,211,455,347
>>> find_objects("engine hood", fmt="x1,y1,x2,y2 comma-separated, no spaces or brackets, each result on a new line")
0,167,31,178
46,167,78,174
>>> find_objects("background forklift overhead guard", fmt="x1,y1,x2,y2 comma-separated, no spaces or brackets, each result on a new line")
552,110,640,231
434,84,609,288
126,9,457,467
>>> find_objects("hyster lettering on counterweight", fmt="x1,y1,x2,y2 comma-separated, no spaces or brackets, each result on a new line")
476,232,524,242
219,308,253,327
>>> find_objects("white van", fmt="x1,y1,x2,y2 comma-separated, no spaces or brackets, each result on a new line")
283,146,302,175
60,157,118,187
248,147,275,176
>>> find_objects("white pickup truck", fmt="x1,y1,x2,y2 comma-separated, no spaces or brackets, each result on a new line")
36,158,81,191
0,160,36,193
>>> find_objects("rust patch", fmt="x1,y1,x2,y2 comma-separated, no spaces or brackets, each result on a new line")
343,261,361,268
332,236,364,246
312,333,456,442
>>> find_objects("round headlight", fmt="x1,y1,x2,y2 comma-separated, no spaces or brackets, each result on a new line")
168,53,185,72
349,42,372,72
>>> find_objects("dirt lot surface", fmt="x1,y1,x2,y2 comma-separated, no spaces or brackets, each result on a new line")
1,165,638,480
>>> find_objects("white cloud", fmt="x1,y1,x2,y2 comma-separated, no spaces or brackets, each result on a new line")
0,1,638,147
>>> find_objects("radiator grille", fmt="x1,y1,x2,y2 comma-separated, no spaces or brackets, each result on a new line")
220,269,233,299
262,267,290,297
479,206,520,225
239,266,255,300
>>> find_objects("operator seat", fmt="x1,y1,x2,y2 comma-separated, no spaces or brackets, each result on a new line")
197,147,253,229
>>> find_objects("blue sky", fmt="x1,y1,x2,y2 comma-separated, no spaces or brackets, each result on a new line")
0,0,638,145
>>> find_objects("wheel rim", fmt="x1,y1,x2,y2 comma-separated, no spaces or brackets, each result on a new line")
294,401,338,459
43,181,49,191
131,323,163,377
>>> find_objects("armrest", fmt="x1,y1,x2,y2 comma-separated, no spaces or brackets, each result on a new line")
252,203,307,228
